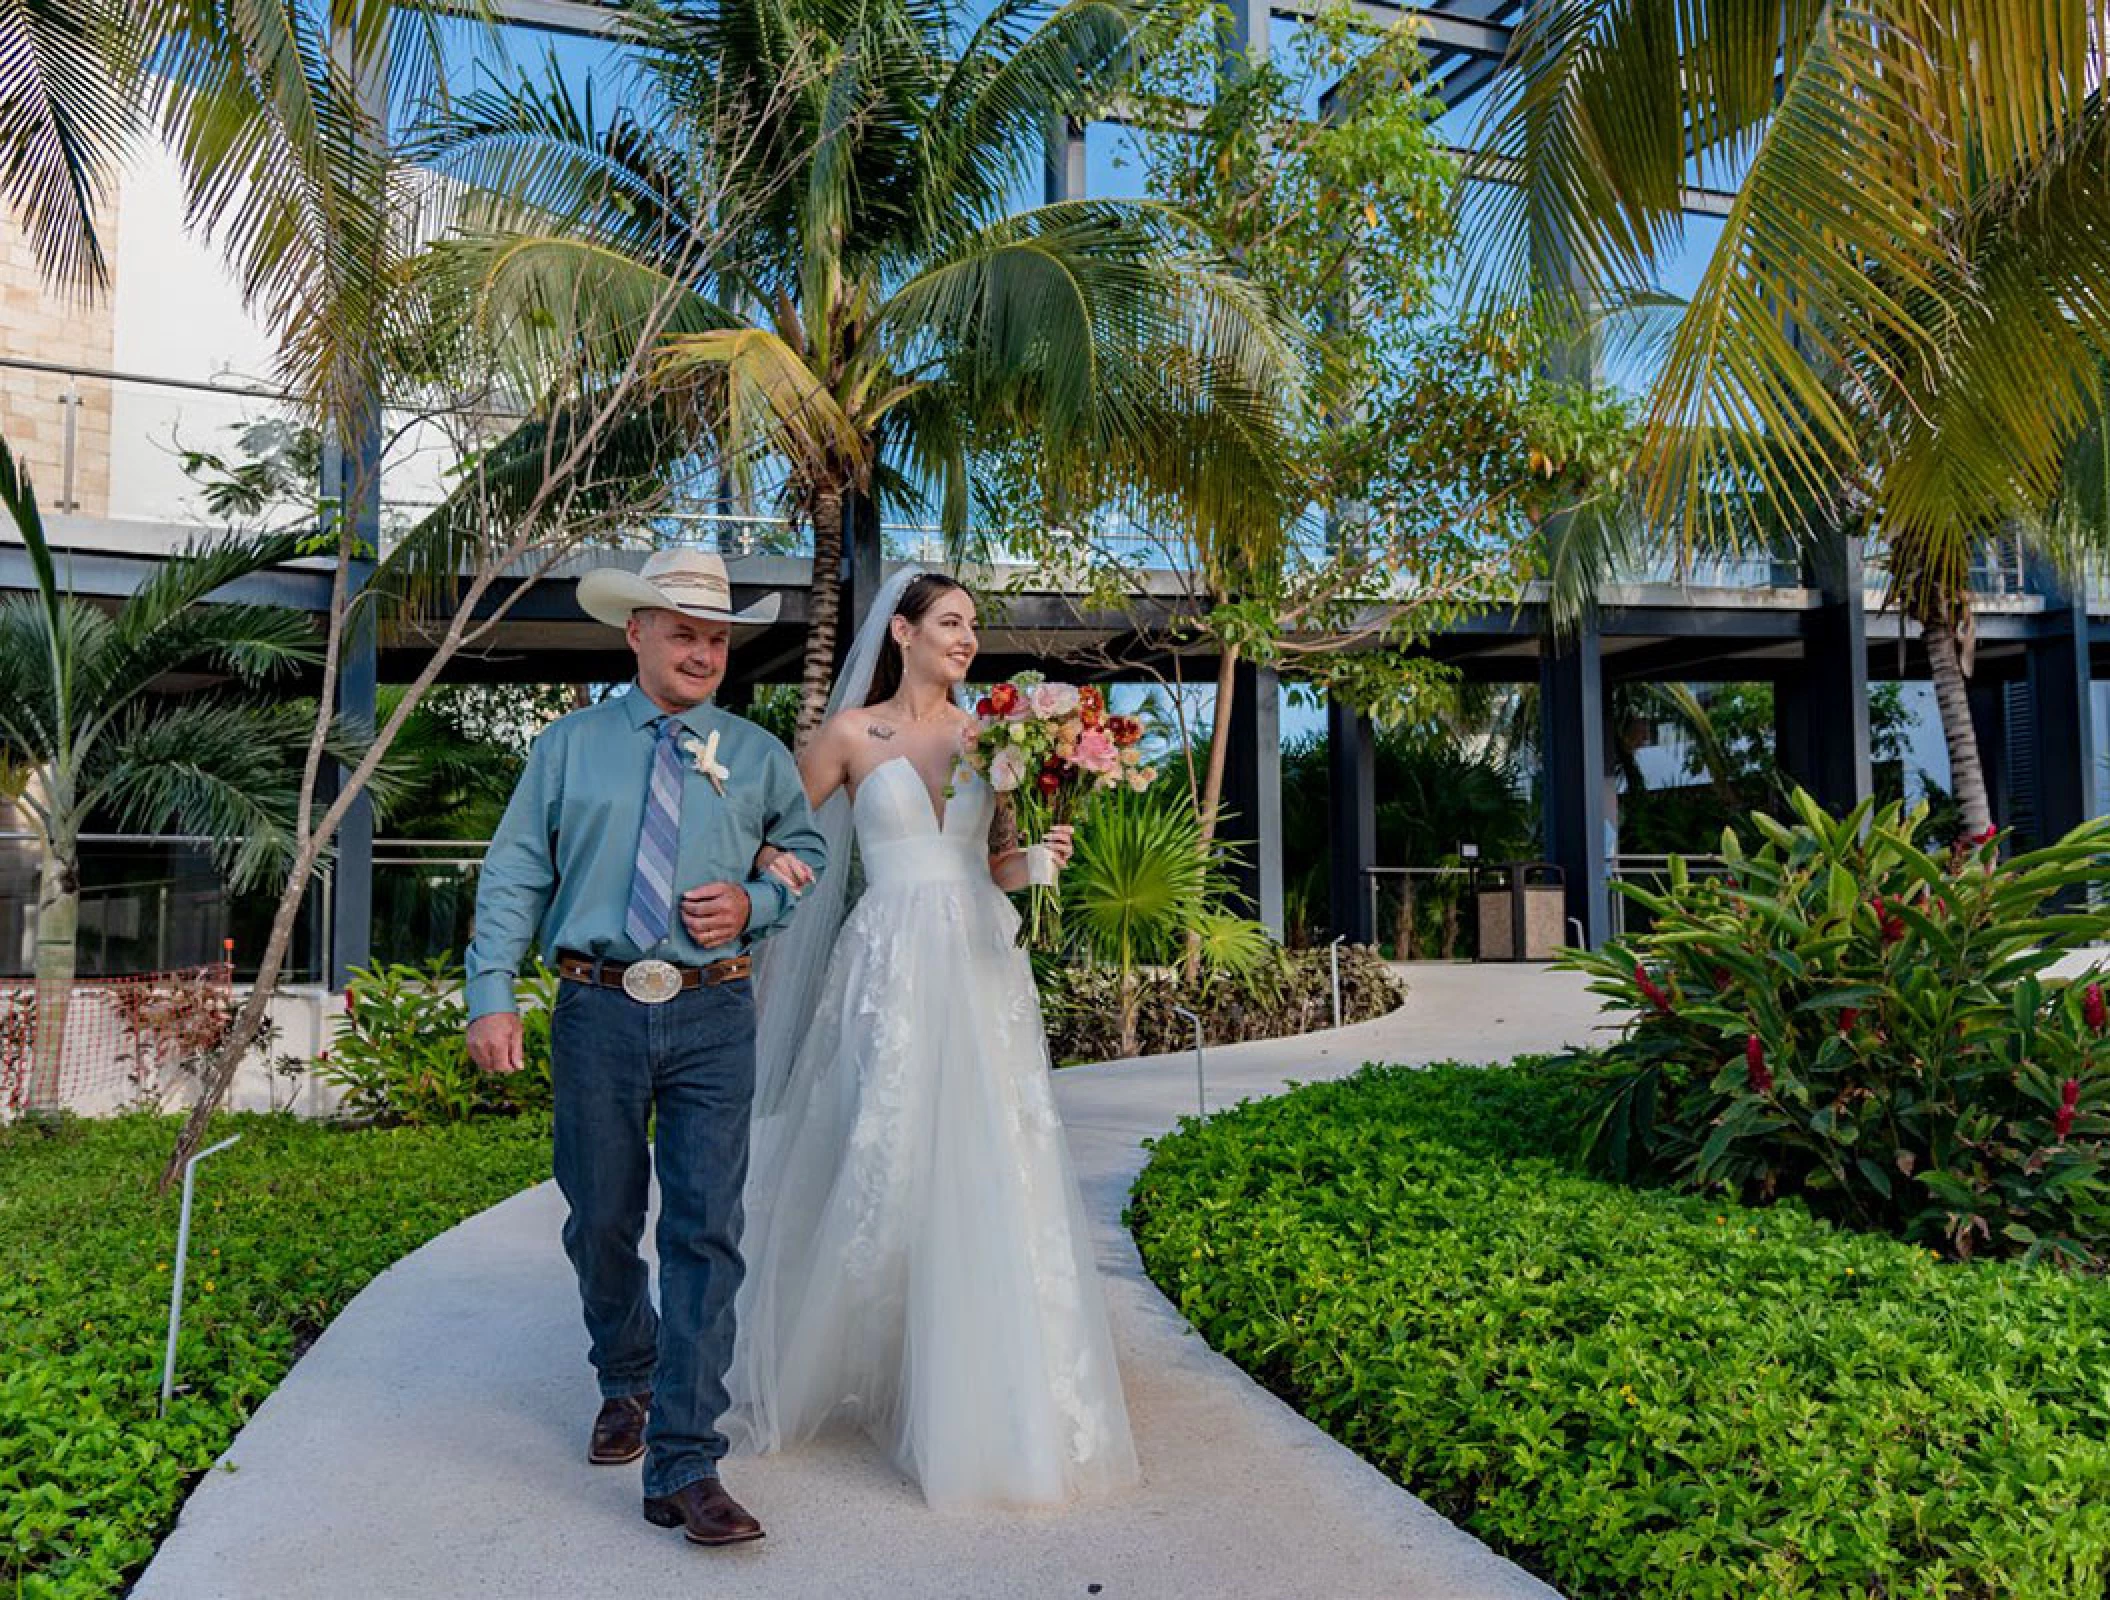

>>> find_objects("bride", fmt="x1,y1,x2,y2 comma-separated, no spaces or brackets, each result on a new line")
691,568,1139,1509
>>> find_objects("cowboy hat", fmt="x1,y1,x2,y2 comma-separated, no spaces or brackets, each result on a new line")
576,548,782,635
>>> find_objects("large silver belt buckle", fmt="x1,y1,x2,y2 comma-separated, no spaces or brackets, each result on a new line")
621,958,682,1005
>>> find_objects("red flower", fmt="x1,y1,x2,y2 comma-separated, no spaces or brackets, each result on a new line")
1634,963,1674,1016
2055,1077,2081,1141
1036,760,1064,797
1713,967,1732,990
1078,686,1107,726
2086,985,2106,1035
1972,824,1999,848
975,695,995,718
1107,715,1144,748
1871,895,1906,944
1745,1033,1773,1095
1839,1007,1860,1035
988,682,1023,716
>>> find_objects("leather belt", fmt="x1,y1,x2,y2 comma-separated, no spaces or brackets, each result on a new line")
556,950,752,1000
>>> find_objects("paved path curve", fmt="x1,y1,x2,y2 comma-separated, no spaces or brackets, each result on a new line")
136,963,1611,1600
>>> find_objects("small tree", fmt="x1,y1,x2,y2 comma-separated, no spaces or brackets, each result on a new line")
992,4,1630,879
0,441,321,1115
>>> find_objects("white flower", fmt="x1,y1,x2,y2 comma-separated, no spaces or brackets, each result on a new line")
989,745,1028,793
681,730,731,794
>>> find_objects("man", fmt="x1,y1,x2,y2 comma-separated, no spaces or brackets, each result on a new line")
465,549,826,1547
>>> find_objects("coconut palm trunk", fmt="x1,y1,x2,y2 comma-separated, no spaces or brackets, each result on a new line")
1924,616,1993,838
26,833,79,1114
795,484,847,750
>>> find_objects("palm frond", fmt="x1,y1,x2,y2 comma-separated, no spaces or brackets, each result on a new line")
87,698,318,891
0,0,133,287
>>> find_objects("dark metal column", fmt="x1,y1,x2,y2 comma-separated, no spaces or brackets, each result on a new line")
1326,699,1376,942
323,424,378,990
1540,617,1610,948
1221,661,1284,937
1775,531,1872,815
2023,555,2097,846
841,490,885,639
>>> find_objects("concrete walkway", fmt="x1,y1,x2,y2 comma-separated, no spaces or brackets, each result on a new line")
137,963,1613,1600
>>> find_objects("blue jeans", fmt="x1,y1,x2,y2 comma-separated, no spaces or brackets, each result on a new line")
550,976,755,1499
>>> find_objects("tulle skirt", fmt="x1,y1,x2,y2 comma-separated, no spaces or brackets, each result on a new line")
723,876,1139,1509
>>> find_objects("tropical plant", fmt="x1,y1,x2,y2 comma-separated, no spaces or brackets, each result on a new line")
1464,0,2110,836
424,0,1308,747
1061,787,1268,1055
321,956,558,1124
1563,789,2110,1264
0,440,321,1113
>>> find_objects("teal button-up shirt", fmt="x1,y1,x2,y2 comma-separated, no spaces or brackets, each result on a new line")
465,688,827,1020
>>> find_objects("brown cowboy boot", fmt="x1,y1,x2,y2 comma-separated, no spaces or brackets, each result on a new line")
588,1392,650,1465
642,1477,766,1546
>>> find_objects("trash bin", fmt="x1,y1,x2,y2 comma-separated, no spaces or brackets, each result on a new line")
1474,862,1567,961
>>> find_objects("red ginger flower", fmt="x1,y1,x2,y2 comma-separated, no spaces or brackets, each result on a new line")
1839,1007,1860,1035
1745,1033,1773,1095
1633,963,1674,1015
2086,984,2106,1035
2055,1078,2082,1141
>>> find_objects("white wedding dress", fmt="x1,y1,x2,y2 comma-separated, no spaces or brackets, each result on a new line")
723,756,1139,1508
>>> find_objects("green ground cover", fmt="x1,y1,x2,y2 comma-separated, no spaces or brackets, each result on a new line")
1129,1062,2110,1599
0,1113,550,1598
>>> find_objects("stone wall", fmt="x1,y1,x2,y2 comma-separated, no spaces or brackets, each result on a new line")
0,209,117,518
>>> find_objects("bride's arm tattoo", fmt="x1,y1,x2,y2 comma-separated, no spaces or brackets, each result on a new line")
988,795,1019,856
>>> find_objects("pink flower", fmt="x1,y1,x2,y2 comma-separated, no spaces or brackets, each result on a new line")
1029,682,1080,719
1127,766,1156,793
1073,728,1119,775
988,745,1028,792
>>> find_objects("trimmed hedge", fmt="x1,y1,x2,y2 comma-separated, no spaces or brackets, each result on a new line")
0,1113,550,1599
1128,1062,2110,1599
1043,944,1405,1064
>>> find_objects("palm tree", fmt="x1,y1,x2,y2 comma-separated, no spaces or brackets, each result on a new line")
0,442,320,1114
1462,0,2110,834
423,0,1305,744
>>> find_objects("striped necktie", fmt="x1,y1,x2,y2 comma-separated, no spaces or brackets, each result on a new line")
625,716,684,950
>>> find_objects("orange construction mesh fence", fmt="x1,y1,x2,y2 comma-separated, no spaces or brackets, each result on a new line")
1,953,237,1119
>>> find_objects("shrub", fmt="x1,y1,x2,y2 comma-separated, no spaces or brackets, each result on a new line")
1562,791,2110,1264
1042,943,1403,1063
1129,1061,2110,1600
0,1112,550,1599
318,957,555,1125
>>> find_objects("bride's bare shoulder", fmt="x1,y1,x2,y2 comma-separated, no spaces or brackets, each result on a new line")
814,708,878,749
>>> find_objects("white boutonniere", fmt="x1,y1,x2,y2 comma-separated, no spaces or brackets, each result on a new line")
681,730,731,795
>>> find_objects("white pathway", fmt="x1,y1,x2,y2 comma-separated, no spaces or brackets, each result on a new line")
136,963,1613,1600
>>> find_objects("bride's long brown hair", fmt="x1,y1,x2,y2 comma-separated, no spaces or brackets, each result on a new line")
863,574,971,707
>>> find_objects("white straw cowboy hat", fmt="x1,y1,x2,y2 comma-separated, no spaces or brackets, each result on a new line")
576,549,782,636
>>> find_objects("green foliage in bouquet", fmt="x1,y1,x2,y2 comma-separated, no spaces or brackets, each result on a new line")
318,957,556,1125
1563,790,2110,1264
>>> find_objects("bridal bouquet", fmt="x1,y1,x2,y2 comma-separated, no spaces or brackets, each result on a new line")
959,678,1156,943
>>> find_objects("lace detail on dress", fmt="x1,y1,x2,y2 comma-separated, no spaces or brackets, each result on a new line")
721,760,1137,1507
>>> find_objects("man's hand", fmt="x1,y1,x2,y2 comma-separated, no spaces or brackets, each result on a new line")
467,1011,525,1076
681,881,753,947
754,844,817,895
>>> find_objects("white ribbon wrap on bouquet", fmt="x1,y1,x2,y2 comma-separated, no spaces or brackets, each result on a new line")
1023,843,1060,887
